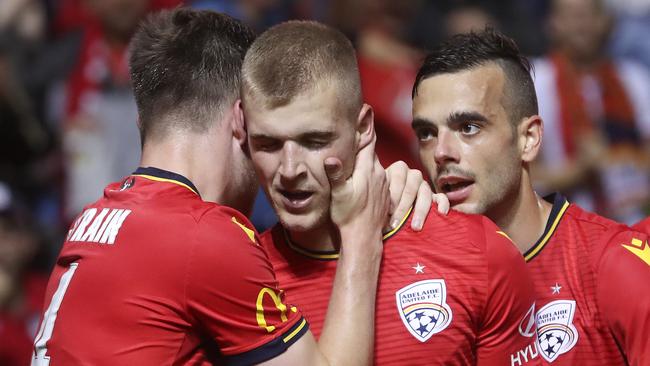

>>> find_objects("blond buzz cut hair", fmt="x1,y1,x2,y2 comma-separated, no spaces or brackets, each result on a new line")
241,20,362,118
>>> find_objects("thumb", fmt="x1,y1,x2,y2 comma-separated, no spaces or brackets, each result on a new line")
324,157,345,188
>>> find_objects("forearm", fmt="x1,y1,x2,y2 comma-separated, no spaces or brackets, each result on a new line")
318,230,382,366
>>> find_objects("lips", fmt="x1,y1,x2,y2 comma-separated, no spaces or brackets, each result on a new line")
278,189,314,212
436,176,474,203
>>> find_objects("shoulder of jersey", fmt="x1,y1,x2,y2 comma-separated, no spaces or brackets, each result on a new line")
195,204,259,244
409,208,486,250
564,203,620,230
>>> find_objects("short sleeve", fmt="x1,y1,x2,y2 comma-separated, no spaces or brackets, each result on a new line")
185,209,308,365
596,227,650,366
476,217,540,366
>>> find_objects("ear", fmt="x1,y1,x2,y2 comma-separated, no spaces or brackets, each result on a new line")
356,103,375,151
519,115,543,163
231,99,247,146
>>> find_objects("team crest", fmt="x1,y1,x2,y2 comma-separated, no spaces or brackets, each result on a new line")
536,300,579,362
395,279,452,342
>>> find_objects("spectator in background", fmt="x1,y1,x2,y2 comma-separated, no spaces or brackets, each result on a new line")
351,0,425,170
532,0,650,224
606,0,650,70
56,0,149,222
0,0,62,254
0,182,47,366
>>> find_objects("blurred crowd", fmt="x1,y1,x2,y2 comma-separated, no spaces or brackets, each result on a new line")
0,0,648,364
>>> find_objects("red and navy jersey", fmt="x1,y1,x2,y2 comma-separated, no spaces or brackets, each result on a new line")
262,208,539,365
32,167,306,366
523,194,650,365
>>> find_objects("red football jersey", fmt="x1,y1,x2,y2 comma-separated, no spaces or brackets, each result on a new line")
523,194,650,365
262,209,540,365
31,167,306,366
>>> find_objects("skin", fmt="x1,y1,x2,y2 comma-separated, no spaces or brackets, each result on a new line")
245,80,374,250
412,63,551,253
548,0,611,68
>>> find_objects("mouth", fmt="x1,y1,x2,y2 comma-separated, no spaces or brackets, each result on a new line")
437,176,474,203
278,189,314,211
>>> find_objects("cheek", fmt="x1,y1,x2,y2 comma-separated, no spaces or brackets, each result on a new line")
251,154,277,184
301,150,330,189
419,145,438,180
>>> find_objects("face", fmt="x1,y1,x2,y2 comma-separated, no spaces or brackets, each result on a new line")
550,0,610,61
245,84,358,232
412,64,522,216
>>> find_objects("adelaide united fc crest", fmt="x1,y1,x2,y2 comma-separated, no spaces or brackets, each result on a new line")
536,300,579,362
395,279,452,342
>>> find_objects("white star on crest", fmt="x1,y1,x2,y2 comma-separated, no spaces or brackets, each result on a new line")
551,283,562,294
413,263,426,274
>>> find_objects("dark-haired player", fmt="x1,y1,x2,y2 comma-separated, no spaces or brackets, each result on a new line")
31,8,398,365
412,28,650,365
242,20,539,366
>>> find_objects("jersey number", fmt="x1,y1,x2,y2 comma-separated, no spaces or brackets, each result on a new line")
31,263,79,366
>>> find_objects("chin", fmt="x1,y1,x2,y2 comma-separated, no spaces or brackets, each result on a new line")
278,211,325,233
451,201,484,215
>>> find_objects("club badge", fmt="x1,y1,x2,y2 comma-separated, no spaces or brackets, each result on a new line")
536,300,579,362
395,279,452,342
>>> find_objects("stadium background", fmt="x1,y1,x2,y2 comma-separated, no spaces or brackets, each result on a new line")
0,0,648,364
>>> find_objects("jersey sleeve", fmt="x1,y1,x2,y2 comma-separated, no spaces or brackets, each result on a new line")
595,227,650,366
632,217,650,234
185,209,308,365
476,217,540,366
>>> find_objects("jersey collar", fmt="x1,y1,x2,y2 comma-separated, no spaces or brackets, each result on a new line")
282,206,413,260
132,167,201,197
523,193,570,262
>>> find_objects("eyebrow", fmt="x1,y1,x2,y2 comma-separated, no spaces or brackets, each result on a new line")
411,111,489,130
447,111,488,125
411,117,434,130
249,131,336,141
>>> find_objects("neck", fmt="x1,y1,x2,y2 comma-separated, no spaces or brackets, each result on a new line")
286,220,340,253
488,173,553,254
139,130,230,204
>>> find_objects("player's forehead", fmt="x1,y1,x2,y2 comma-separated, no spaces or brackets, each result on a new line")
246,84,352,138
412,64,505,124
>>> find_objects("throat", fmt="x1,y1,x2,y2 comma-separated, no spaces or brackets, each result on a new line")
284,223,339,253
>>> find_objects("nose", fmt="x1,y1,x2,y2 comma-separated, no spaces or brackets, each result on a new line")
279,142,306,182
433,130,459,166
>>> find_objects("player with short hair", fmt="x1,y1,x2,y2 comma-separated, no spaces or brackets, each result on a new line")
411,28,650,365
31,8,396,366
241,20,539,366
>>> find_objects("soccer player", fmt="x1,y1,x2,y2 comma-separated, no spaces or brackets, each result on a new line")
31,9,394,366
241,21,539,365
411,29,650,365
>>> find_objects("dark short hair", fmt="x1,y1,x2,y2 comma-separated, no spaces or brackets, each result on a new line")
241,20,362,118
413,28,538,125
129,8,256,143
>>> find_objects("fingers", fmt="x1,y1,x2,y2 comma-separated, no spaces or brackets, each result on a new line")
385,161,408,218
411,181,434,231
432,192,450,215
390,168,423,230
324,157,345,188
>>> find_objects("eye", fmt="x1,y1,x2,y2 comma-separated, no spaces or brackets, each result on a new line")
460,123,480,136
303,139,329,150
252,139,282,152
415,127,436,142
